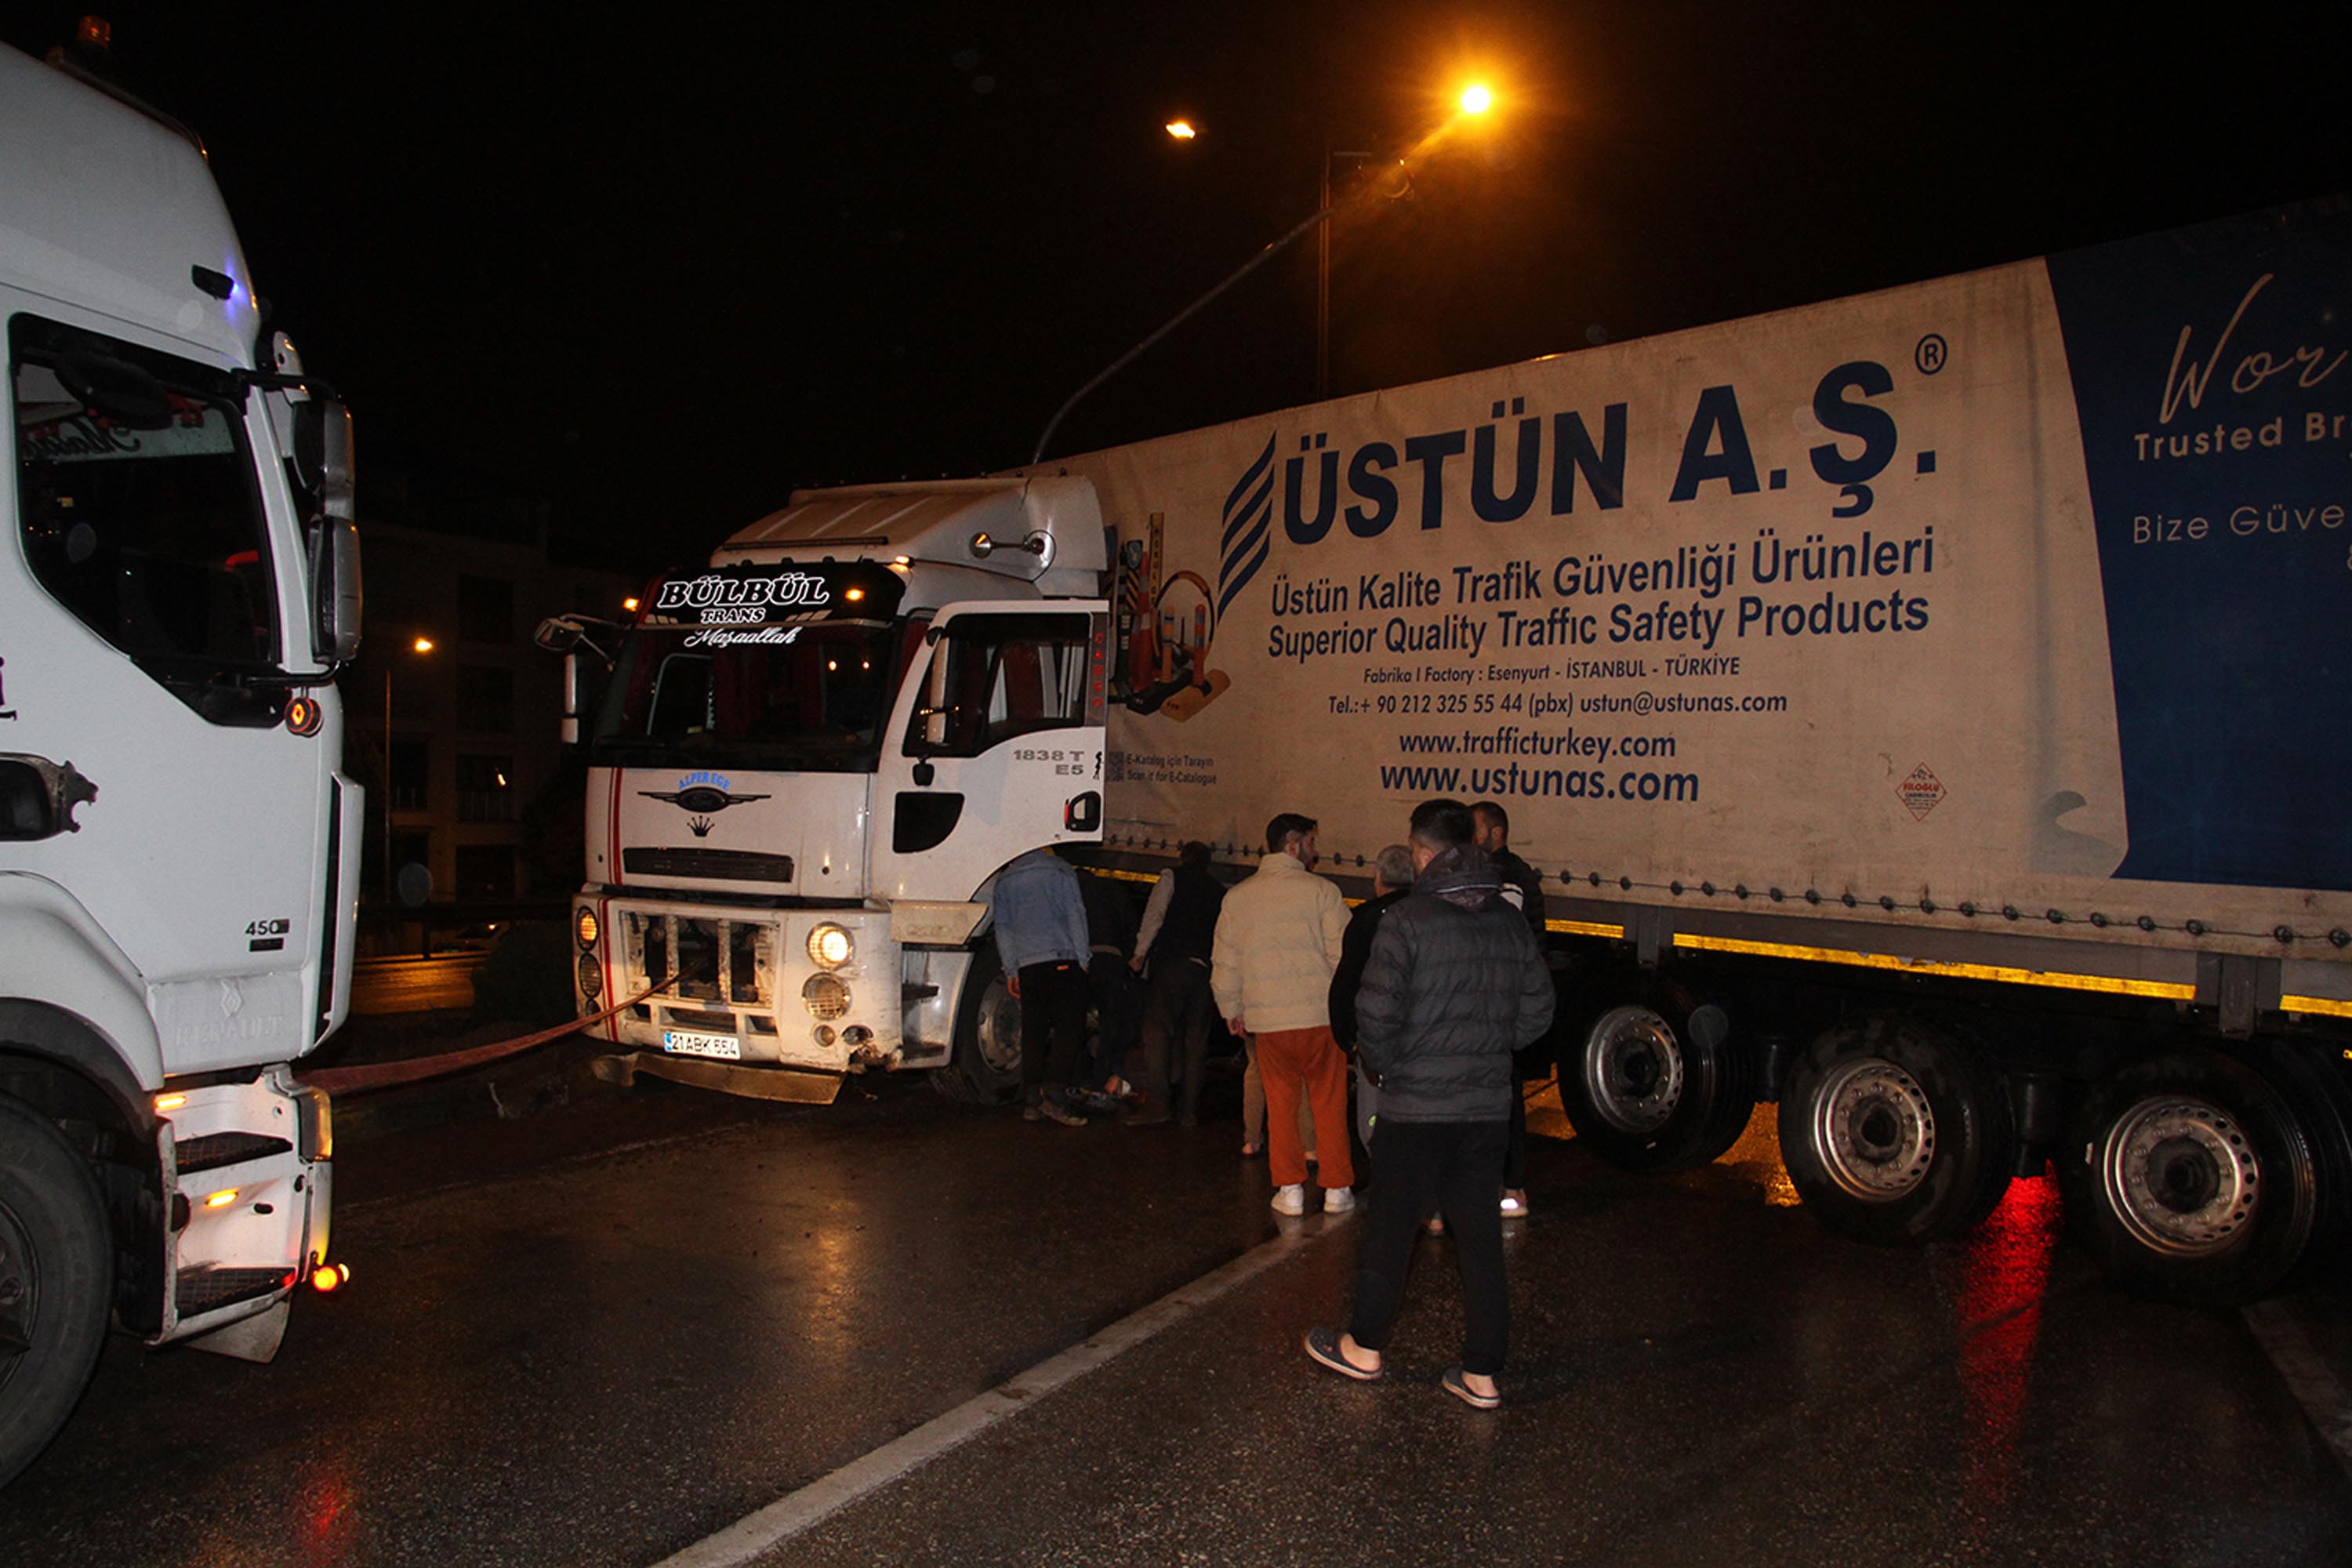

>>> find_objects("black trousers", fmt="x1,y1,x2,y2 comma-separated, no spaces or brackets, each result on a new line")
1502,1034,1554,1188
1018,960,1091,1101
1348,1118,1510,1376
1138,957,1216,1118
1085,952,1142,1088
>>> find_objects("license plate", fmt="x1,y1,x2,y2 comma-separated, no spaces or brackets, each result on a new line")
662,1029,741,1059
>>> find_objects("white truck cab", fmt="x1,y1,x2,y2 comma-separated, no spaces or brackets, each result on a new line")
555,477,1107,1101
0,42,361,1483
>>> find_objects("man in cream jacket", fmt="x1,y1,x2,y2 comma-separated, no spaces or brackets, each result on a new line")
1212,813,1356,1214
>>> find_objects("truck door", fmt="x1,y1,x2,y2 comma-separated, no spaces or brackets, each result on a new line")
869,601,1108,902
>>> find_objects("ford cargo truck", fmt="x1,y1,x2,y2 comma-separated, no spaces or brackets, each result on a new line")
551,479,1108,1103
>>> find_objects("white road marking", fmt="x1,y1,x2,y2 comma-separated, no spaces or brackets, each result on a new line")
2243,1300,2352,1473
657,1214,1348,1568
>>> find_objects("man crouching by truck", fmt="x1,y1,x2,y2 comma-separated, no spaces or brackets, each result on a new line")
1303,799,1553,1410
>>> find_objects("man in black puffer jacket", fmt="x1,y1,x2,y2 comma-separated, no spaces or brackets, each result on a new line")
1301,798,1553,1410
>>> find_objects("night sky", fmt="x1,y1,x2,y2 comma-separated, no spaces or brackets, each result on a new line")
7,5,2344,571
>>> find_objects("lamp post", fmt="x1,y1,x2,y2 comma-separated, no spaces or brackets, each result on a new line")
1032,83,1497,463
1316,143,1379,403
1322,83,1492,401
382,636,434,907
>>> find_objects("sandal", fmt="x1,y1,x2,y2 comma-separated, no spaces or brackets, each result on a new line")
1441,1363,1501,1410
1303,1327,1384,1382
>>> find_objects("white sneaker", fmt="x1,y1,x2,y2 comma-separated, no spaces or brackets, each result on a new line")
1323,1186,1356,1214
1270,1184,1307,1215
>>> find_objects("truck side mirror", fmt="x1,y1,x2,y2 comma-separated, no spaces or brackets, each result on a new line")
309,516,361,666
561,652,583,746
294,397,356,521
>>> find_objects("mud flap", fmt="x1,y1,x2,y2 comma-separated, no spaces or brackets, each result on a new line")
180,1298,289,1364
592,1052,843,1104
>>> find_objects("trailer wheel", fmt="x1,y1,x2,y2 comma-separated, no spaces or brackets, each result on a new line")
2060,1044,2325,1305
2248,1039,2352,1292
1779,1022,2014,1244
1559,989,1755,1171
942,947,1022,1105
0,1097,113,1490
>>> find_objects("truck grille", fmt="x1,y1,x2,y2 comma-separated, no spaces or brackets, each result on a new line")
623,848,795,883
635,914,769,1006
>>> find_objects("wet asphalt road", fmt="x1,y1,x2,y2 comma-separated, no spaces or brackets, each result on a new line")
7,1058,2348,1567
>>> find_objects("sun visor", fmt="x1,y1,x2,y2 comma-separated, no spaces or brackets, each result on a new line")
718,477,1106,591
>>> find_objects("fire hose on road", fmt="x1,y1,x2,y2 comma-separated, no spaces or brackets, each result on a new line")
296,976,680,1095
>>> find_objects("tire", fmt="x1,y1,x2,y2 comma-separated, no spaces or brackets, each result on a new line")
2060,1043,2324,1306
2249,1039,2352,1292
0,1098,114,1490
942,946,1022,1105
1778,1020,2016,1245
1559,982,1756,1172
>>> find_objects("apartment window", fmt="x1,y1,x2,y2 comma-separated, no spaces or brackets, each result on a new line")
456,753,515,822
456,665,514,734
457,575,514,645
388,737,429,811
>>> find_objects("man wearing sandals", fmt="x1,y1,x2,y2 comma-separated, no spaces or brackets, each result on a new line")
1304,798,1553,1409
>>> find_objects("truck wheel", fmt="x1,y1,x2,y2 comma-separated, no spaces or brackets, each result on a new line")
0,1098,113,1489
2246,1039,2352,1292
2060,1044,2324,1305
942,948,1022,1105
1779,1022,2015,1244
1559,989,1755,1171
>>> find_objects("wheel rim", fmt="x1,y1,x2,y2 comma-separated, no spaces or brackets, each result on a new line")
0,1198,37,1391
973,978,1023,1078
1809,1055,1936,1200
2099,1094,2258,1257
1582,1006,1685,1135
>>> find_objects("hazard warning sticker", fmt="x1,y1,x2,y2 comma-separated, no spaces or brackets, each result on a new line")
1898,764,1946,821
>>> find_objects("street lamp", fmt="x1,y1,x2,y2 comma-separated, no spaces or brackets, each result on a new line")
1033,85,1501,461
382,636,434,907
1323,82,1495,400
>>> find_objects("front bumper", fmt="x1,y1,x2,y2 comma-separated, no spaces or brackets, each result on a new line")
154,1065,331,1355
573,895,905,1074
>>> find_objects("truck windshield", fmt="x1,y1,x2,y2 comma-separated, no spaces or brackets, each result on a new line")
592,617,912,772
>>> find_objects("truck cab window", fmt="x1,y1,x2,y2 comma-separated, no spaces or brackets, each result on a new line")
909,612,1093,759
12,316,281,714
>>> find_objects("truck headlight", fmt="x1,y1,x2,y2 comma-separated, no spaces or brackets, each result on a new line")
807,923,854,970
576,908,601,948
803,973,850,1020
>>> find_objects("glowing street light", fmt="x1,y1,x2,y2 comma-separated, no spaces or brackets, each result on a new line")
1033,87,1504,462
